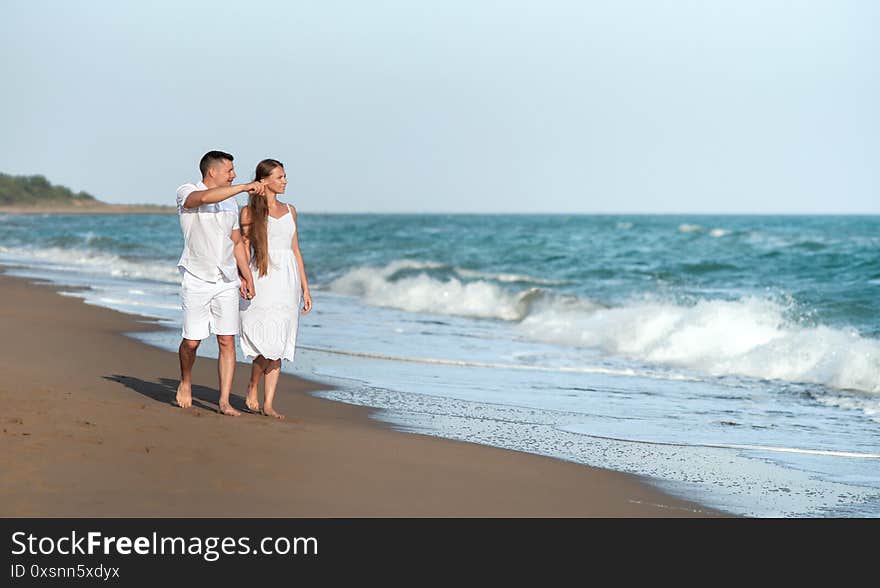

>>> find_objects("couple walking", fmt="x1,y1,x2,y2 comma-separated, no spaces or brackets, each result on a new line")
174,150,312,419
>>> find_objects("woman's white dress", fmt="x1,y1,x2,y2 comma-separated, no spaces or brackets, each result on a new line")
239,204,301,362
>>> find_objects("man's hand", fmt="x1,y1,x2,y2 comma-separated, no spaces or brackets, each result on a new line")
245,181,266,196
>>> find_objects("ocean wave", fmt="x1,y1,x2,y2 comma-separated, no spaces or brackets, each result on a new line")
328,261,880,395
328,262,545,320
0,246,180,283
815,393,880,423
678,224,703,233
745,232,841,252
679,261,739,274
378,259,448,275
328,261,880,397
454,268,566,285
328,260,567,320
376,259,561,286
791,240,828,252
519,296,880,396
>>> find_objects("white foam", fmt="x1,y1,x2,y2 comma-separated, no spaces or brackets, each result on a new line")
96,296,180,310
328,260,545,320
454,267,566,285
678,224,703,233
0,246,180,283
815,393,880,424
379,259,448,275
557,427,880,459
709,228,730,237
519,296,880,395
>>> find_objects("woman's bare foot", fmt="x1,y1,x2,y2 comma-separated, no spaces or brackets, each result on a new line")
262,406,285,420
245,388,260,413
218,403,241,417
175,383,192,408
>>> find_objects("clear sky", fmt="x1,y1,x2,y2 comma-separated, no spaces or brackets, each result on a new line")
2,1,877,213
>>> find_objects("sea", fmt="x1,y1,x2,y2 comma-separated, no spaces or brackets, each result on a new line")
1,210,878,517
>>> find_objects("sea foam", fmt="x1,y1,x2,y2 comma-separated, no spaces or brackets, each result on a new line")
520,296,880,395
0,246,180,283
329,262,541,320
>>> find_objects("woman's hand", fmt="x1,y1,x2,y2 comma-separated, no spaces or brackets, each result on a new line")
239,279,254,300
302,289,312,314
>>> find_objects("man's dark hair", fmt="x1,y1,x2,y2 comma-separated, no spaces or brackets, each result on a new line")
199,150,234,177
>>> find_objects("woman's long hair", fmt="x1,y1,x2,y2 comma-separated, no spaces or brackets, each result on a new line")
248,159,284,277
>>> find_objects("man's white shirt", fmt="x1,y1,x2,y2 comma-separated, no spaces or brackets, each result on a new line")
176,181,240,283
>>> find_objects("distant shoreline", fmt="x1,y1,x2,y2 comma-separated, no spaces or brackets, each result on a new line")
0,204,176,214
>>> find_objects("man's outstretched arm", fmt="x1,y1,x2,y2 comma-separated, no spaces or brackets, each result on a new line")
182,182,264,209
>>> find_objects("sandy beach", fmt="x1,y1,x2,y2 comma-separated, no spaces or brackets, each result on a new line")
0,271,725,517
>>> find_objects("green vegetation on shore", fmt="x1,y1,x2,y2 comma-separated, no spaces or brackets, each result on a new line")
0,173,98,206
0,172,174,213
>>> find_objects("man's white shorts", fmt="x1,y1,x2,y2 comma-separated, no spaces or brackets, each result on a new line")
180,269,241,340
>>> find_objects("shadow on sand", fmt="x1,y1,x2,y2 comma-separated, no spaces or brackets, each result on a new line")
103,375,254,414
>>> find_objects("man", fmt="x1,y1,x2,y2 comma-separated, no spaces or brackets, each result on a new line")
175,150,264,416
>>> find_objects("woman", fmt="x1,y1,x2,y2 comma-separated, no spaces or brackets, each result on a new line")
239,158,312,419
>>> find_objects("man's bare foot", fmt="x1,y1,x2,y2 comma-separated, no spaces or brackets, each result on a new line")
175,383,192,408
262,406,285,420
218,403,241,417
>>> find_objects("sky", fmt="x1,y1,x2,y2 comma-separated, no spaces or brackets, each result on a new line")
1,1,877,213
